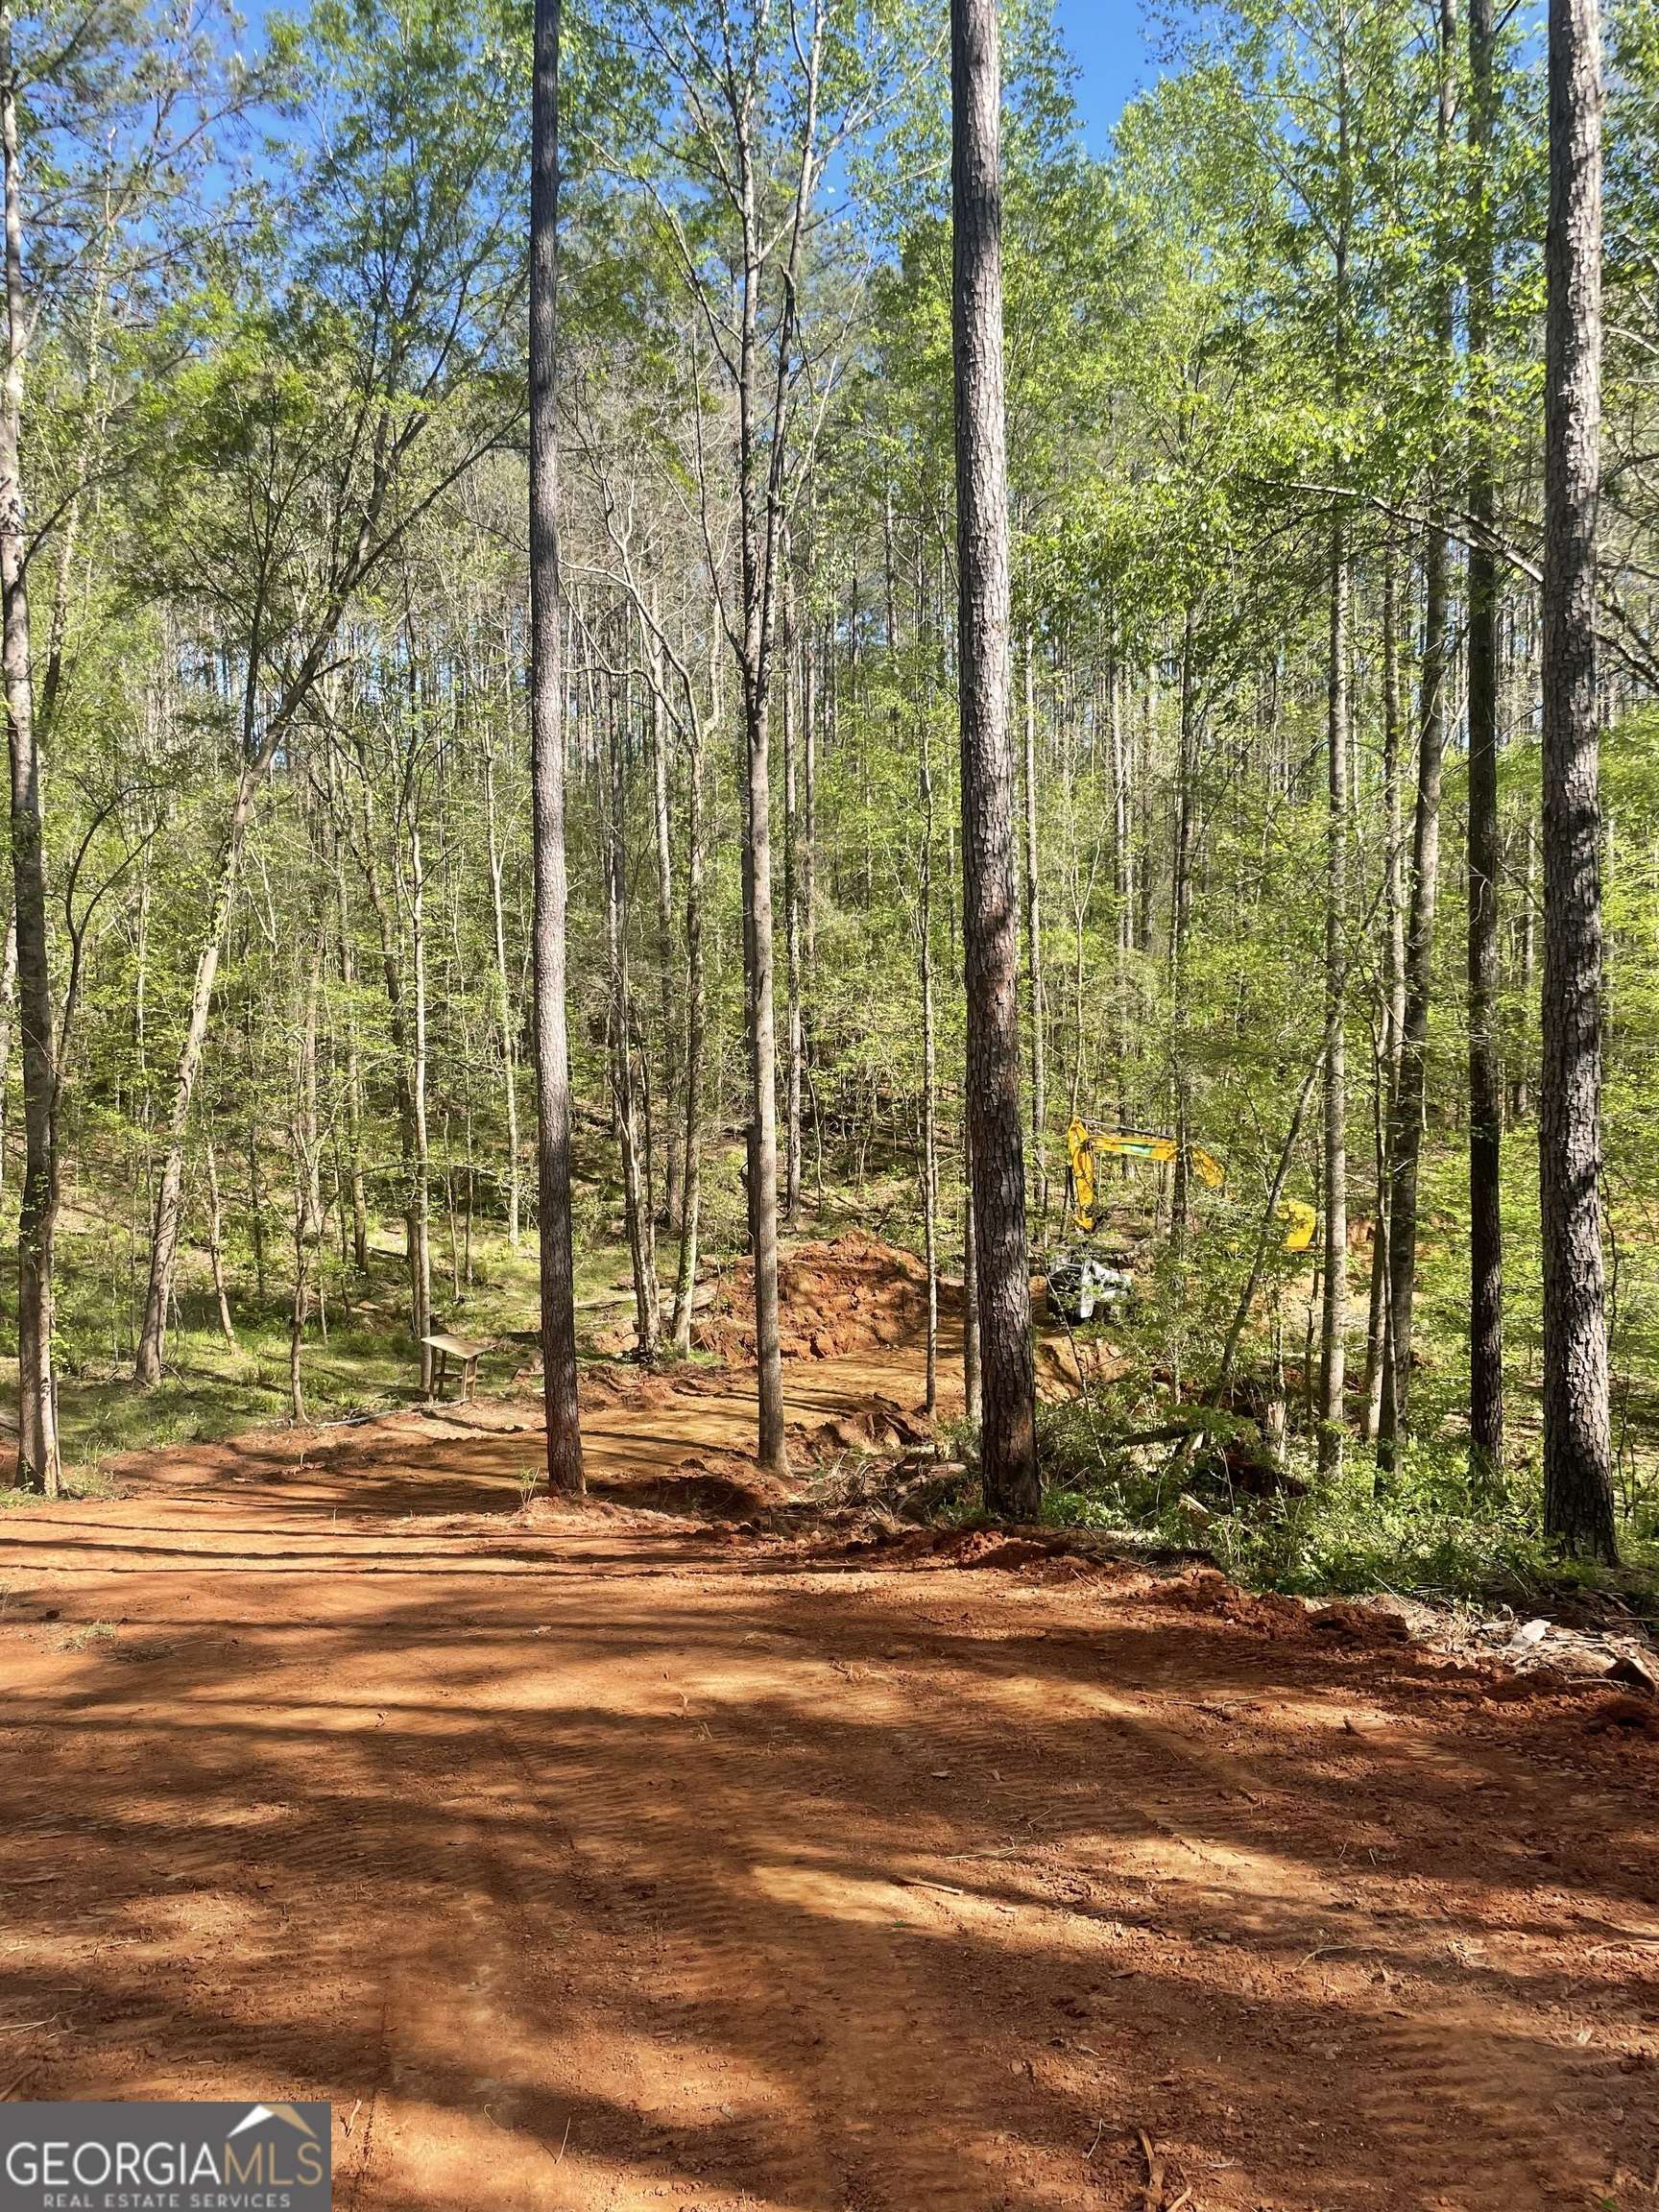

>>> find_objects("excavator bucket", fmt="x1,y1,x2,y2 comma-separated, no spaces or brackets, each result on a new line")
1277,1198,1317,1253
1188,1144,1226,1190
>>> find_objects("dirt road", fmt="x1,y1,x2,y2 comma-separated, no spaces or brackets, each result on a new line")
1,1321,1655,2209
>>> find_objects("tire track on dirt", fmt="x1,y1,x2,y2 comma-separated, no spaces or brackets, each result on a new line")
858,1610,1611,2212
496,1575,1096,2210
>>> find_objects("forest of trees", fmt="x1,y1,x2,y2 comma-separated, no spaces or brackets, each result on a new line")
5,0,1657,1575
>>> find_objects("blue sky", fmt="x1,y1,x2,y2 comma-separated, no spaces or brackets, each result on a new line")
1052,0,1156,150
228,0,1157,156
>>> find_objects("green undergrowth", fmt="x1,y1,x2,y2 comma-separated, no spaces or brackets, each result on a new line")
0,1217,637,1479
1033,1395,1659,1607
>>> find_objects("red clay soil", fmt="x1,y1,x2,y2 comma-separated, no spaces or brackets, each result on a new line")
690,1231,940,1362
1,1296,1656,2210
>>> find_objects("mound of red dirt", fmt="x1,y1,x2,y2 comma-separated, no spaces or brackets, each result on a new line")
791,1394,936,1460
1163,1566,1312,1638
693,1233,940,1363
1309,1598,1413,1646
587,1452,791,1522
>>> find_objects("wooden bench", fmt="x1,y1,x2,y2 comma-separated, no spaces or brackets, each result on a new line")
421,1332,488,1404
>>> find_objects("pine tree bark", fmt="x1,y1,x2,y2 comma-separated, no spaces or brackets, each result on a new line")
0,905,16,1188
204,1137,237,1346
1319,520,1350,1470
288,944,323,1423
354,797,432,1385
1108,659,1132,1130
1382,0,1459,1475
530,0,584,1496
1380,537,1448,1473
738,642,785,1470
1022,637,1047,1228
963,1120,982,1426
952,0,1038,1517
783,574,805,1225
1363,553,1407,1442
604,671,660,1358
1169,610,1197,1251
246,1110,267,1305
328,793,372,1274
2,13,60,1491
804,614,818,1187
1467,0,1506,1487
714,12,824,1478
671,710,708,1356
642,600,682,1237
483,742,523,1248
1513,811,1537,1121
920,736,940,1417
1540,0,1616,1558
406,814,433,1360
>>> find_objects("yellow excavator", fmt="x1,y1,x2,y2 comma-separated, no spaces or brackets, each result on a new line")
1063,1117,1315,1253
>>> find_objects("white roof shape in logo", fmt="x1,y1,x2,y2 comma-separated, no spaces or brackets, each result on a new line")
228,2105,317,2140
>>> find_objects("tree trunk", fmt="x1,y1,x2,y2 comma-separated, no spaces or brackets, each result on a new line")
484,744,523,1248
963,1118,982,1427
1362,553,1407,1442
134,751,257,1384
288,947,322,1424
920,737,940,1417
355,805,432,1383
1,14,60,1492
672,712,708,1357
246,1107,267,1304
783,574,805,1224
1169,610,1197,1250
952,0,1038,1518
332,829,371,1273
0,903,13,1189
1540,0,1616,1559
724,37,811,1478
738,659,786,1468
605,674,660,1358
406,816,433,1366
1108,658,1132,1130
643,603,682,1237
1512,811,1537,1120
1380,541,1449,1473
529,0,583,1496
804,607,818,1204
1022,637,1047,1228
1467,0,1506,1488
1382,2,1459,1475
1319,519,1350,1470
205,1136,237,1347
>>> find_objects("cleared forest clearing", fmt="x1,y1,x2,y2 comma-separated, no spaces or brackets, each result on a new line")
1,1269,1653,2212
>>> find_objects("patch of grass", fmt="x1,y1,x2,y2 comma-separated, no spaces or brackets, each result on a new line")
0,1464,121,1509
0,1217,605,1479
0,1191,735,1481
